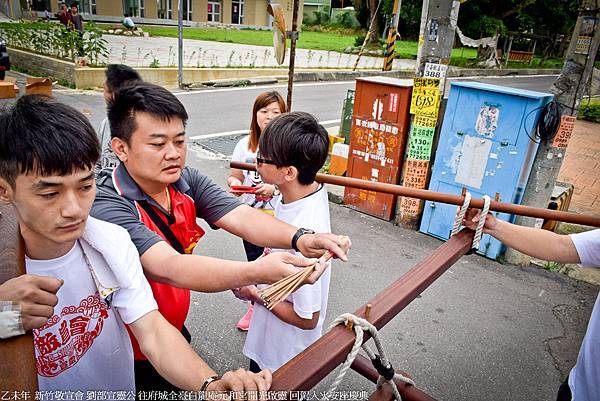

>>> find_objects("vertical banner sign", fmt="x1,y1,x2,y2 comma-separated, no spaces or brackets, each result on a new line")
552,115,577,148
410,78,441,118
407,125,435,160
400,78,442,216
423,63,448,91
399,159,430,214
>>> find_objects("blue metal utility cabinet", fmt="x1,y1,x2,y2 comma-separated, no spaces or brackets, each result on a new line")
420,81,554,259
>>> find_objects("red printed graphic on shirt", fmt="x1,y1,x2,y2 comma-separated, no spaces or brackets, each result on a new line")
33,294,109,377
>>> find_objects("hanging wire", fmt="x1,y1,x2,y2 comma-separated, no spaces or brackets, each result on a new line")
523,100,562,143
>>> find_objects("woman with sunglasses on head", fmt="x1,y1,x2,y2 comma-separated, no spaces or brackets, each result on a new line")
227,91,286,331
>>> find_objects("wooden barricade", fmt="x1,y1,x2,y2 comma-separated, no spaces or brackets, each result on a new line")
0,203,38,391
508,50,534,63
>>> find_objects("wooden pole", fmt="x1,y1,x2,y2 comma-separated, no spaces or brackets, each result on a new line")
0,203,38,391
231,161,600,227
270,228,474,390
286,0,300,111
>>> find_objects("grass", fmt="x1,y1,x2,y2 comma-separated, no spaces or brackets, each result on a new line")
100,24,480,60
98,24,566,68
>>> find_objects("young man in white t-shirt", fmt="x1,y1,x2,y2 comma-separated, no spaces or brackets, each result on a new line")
237,112,333,372
0,95,273,395
463,209,599,401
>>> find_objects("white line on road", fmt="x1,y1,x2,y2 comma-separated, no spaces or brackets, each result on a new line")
188,119,341,140
189,129,248,140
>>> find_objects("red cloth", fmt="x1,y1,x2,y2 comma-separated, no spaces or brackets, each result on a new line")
128,185,205,360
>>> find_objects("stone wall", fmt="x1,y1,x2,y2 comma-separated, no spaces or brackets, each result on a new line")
7,48,75,83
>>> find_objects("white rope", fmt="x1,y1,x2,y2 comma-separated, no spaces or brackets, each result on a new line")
451,191,472,237
324,313,415,401
472,195,491,250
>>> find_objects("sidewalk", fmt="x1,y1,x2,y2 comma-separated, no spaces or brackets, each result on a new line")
557,119,600,216
101,34,417,70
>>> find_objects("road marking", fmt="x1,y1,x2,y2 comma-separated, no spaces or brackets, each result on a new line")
189,129,248,140
189,119,341,140
174,81,355,96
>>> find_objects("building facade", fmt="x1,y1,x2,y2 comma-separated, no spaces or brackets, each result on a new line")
26,0,303,29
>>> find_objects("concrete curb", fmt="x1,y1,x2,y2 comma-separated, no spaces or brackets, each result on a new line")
201,67,561,88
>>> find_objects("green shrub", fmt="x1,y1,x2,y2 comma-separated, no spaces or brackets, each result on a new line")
578,101,600,123
354,35,365,47
333,11,360,29
0,21,108,65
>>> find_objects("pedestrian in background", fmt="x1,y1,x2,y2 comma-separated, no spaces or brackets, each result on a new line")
227,91,286,331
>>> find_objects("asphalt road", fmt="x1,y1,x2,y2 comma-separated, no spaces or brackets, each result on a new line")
2,72,559,140
3,71,596,401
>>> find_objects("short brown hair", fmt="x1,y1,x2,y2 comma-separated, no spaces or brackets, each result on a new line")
248,91,286,153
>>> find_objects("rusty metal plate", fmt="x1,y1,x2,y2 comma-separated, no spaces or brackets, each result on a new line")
345,79,413,220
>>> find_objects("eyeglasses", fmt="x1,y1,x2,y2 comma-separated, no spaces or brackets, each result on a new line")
256,152,277,166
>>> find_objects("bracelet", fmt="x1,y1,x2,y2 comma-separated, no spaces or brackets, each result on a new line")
200,375,221,392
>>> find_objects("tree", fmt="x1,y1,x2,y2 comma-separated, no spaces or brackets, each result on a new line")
354,0,381,46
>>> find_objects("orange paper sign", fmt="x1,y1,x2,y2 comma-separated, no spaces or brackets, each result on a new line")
552,115,576,148
400,159,430,214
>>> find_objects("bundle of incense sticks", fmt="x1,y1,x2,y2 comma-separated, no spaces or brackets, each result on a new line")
259,250,334,310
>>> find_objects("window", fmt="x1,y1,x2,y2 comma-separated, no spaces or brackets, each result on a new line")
157,0,172,19
123,0,144,17
181,0,192,21
207,1,221,23
79,0,97,14
30,0,51,12
231,0,243,24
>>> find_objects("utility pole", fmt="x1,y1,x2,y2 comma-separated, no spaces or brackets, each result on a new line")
286,0,300,111
396,0,460,229
177,0,183,89
504,0,600,265
414,0,430,68
382,0,402,71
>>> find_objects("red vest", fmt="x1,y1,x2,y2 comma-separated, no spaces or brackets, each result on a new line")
129,185,204,360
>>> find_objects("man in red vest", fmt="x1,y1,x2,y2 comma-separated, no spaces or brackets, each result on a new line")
91,82,351,391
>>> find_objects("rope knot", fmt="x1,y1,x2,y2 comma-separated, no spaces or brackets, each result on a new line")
371,355,395,381
326,313,414,401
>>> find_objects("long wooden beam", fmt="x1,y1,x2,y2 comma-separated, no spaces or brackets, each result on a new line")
270,228,475,390
0,203,38,391
231,161,600,227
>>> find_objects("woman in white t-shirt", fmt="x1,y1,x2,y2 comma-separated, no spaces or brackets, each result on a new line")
227,91,287,330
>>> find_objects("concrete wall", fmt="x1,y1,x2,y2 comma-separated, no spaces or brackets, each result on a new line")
145,0,158,19
97,1,123,16
75,66,290,88
7,48,75,83
0,0,22,19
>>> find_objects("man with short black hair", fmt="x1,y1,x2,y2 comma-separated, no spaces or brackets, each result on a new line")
91,81,351,391
0,95,273,394
96,64,142,174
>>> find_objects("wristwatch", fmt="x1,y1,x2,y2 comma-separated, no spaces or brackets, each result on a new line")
291,228,315,252
200,375,221,392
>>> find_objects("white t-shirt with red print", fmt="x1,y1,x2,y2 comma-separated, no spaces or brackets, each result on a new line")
26,229,157,392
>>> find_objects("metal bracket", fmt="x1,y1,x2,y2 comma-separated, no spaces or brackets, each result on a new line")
286,31,299,40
